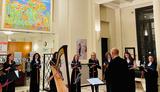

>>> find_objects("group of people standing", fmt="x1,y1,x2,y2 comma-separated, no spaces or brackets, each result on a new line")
0,53,41,92
0,48,158,92
70,48,158,92
103,48,158,92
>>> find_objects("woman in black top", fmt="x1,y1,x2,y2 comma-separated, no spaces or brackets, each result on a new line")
144,55,158,92
88,52,101,92
124,52,135,92
103,52,112,92
48,52,57,92
30,53,41,92
71,54,81,92
3,53,16,92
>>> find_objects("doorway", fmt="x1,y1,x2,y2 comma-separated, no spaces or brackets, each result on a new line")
135,6,156,63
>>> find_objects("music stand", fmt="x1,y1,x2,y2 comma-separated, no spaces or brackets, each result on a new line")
87,78,104,92
87,78,103,85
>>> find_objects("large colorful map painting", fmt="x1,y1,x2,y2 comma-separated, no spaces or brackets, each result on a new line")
0,0,2,28
4,0,51,31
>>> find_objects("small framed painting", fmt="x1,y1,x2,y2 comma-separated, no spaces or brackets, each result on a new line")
125,47,136,59
76,39,87,60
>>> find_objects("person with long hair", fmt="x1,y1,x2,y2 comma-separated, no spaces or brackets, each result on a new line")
124,51,135,92
103,52,112,92
144,55,158,92
30,53,41,92
48,52,57,92
88,52,101,92
2,53,16,92
71,54,81,92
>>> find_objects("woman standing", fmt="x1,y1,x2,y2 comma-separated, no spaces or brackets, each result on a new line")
71,54,81,92
3,53,16,92
48,52,57,92
124,52,135,92
30,53,41,92
144,55,158,92
88,52,101,92
103,52,112,92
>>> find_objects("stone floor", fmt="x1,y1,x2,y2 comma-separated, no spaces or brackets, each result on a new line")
16,76,160,92
15,84,144,92
15,80,144,92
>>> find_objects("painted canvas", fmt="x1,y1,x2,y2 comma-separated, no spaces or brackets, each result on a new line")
4,0,51,31
76,39,87,60
0,0,2,28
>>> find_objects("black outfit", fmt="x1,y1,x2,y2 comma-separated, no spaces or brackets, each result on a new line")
88,59,101,92
103,58,111,92
126,59,135,92
71,60,81,92
49,58,57,92
108,56,129,92
2,62,16,92
49,72,57,92
144,62,158,92
30,60,41,92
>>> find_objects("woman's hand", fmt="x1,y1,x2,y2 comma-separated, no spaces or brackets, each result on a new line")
5,67,11,71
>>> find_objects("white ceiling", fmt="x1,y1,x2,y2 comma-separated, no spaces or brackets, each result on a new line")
96,0,134,5
96,0,135,9
96,0,134,4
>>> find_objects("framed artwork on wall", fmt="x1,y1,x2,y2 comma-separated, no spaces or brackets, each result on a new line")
125,47,136,60
2,0,52,32
76,39,87,60
0,0,2,28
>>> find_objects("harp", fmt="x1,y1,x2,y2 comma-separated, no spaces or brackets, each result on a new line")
50,45,71,92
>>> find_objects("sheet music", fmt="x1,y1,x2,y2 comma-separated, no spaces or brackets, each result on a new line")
14,70,19,78
87,78,104,85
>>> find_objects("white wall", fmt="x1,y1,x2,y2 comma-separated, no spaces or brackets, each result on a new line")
120,6,138,59
100,0,153,59
120,1,153,60
54,0,101,84
68,0,89,62
100,6,116,52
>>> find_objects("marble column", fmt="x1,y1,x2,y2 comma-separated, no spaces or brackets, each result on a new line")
153,0,160,87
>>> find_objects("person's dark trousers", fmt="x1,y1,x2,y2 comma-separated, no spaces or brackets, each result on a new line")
106,84,111,92
91,85,99,92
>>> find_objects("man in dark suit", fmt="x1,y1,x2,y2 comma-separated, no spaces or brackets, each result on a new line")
107,48,129,92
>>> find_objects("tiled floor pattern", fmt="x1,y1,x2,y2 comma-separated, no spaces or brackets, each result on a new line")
15,82,144,92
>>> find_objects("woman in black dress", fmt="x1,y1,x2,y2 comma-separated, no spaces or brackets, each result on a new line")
103,52,112,92
30,53,41,92
3,53,16,92
48,52,57,92
124,52,135,92
71,54,81,92
144,55,158,92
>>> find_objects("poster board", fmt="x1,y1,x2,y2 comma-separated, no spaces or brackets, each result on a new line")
0,42,8,54
76,39,87,60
